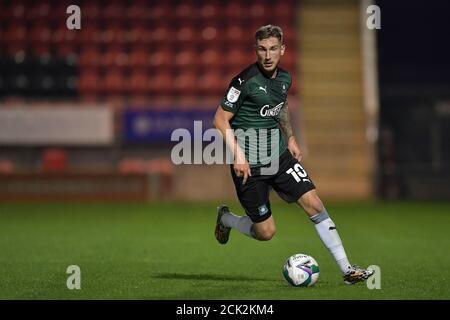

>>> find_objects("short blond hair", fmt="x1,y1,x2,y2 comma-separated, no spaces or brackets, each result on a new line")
255,25,284,44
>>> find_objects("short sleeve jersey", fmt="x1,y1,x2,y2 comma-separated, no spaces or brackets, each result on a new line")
220,63,292,168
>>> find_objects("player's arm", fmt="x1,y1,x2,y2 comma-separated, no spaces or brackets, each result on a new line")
278,101,303,161
213,107,251,184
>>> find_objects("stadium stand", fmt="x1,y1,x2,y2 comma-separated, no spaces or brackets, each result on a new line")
0,0,299,200
0,0,299,103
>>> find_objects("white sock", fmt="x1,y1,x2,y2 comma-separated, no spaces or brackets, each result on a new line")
310,210,352,274
221,211,256,239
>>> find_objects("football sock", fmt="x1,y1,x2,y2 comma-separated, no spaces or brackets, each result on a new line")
310,209,351,274
221,211,256,239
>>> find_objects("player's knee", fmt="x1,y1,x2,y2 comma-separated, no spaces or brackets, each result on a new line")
256,227,276,241
298,192,324,215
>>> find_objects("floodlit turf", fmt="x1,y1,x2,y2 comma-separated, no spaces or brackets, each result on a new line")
0,201,449,300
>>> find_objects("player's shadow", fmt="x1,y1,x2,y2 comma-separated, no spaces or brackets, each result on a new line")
152,272,277,282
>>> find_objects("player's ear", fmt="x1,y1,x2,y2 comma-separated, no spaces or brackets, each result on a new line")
280,44,285,56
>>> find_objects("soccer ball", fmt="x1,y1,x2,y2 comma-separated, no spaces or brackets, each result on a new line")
282,253,320,287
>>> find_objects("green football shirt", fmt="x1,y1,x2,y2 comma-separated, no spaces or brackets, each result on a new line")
220,63,292,168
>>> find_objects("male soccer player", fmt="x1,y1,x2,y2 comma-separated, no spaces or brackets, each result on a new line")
213,25,373,284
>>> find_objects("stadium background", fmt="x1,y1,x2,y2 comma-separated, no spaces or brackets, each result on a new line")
0,0,449,299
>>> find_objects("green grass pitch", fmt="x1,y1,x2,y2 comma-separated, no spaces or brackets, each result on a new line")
0,201,449,299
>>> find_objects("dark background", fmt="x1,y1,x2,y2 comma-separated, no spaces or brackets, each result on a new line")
377,0,450,199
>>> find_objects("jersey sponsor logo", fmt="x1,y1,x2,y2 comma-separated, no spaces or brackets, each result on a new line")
259,102,284,117
227,86,241,103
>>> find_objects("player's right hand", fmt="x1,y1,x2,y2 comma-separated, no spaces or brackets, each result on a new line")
234,154,251,185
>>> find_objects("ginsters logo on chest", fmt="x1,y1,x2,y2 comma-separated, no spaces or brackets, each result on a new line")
259,102,284,117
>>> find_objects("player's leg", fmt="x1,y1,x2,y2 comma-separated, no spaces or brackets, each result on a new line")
218,206,276,241
283,186,375,284
297,190,374,284
273,151,374,283
252,215,276,241
297,189,351,273
215,167,274,243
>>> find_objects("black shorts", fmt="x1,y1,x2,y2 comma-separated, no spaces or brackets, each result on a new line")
231,150,316,223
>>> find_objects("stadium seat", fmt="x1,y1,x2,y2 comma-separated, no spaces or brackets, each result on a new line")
199,4,219,25
102,46,129,68
78,71,100,95
117,158,146,174
200,49,221,70
79,46,101,68
103,69,126,95
129,47,150,68
128,71,150,95
149,72,174,95
41,148,68,173
149,49,174,71
174,71,197,96
0,160,14,174
198,71,225,95
224,2,246,25
129,26,152,45
174,50,197,72
174,3,197,25
1,0,299,101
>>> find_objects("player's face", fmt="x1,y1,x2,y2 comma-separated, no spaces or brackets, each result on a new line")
255,37,285,75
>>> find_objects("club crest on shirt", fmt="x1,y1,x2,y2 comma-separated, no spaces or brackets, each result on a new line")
227,86,241,103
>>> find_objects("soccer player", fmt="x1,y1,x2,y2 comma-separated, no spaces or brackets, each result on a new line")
213,25,374,284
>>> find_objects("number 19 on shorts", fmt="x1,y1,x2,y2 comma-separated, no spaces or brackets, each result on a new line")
286,164,311,183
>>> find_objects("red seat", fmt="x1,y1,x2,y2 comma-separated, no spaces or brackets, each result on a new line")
118,158,146,174
151,26,175,47
274,2,293,20
128,71,150,95
149,72,174,96
224,2,246,25
174,3,197,25
4,24,27,44
149,4,171,22
201,26,219,47
198,71,226,95
225,26,246,44
102,68,125,95
200,49,221,69
104,4,123,19
78,71,100,95
175,50,197,72
176,27,196,47
199,4,218,25
226,49,251,70
129,47,149,68
149,49,174,71
129,26,152,45
101,45,129,68
174,72,197,96
0,159,14,174
79,47,101,68
41,148,67,173
127,3,148,21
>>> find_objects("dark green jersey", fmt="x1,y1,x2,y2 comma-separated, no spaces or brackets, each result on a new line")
220,63,292,168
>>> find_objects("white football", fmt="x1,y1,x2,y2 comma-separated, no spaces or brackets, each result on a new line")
282,253,320,287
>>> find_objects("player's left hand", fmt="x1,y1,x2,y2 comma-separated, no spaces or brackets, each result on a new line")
288,136,303,162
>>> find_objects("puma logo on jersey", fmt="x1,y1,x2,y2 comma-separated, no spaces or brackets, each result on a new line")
259,86,267,93
260,102,284,117
238,78,244,85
